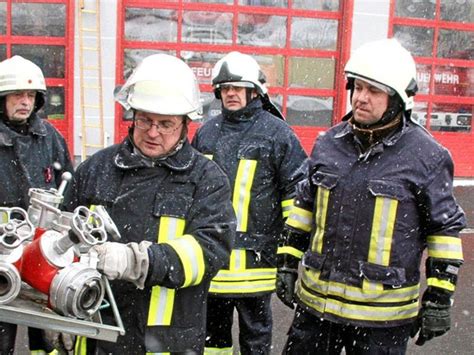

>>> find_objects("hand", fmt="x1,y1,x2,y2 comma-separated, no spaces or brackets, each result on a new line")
90,241,151,289
41,328,75,355
276,269,298,309
410,287,452,346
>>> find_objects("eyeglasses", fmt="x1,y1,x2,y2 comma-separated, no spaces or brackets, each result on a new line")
134,117,183,135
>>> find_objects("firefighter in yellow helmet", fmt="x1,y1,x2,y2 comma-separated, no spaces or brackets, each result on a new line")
192,52,307,354
0,55,74,355
278,38,466,354
66,54,236,354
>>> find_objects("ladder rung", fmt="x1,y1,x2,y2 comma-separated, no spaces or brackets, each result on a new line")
85,123,103,129
83,104,101,109
81,27,98,33
82,9,97,14
85,144,105,148
82,46,99,51
83,66,99,71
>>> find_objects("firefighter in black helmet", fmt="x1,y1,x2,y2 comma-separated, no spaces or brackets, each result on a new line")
192,51,307,354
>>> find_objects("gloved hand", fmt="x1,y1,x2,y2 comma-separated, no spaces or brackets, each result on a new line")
90,241,151,289
41,328,75,355
276,268,298,309
410,286,452,346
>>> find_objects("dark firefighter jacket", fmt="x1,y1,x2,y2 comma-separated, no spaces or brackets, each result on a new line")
0,113,73,209
192,99,307,297
284,114,466,327
67,137,236,354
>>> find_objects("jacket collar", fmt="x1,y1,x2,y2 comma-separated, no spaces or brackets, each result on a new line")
0,113,47,146
114,136,196,172
222,98,262,123
335,111,408,147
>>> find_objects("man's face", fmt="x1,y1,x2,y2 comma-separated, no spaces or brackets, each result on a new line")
132,111,185,158
351,79,389,126
5,90,36,124
220,84,256,111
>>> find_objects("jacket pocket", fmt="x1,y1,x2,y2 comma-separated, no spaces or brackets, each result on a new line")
153,190,193,219
311,171,339,190
359,261,407,287
368,180,407,201
302,250,326,271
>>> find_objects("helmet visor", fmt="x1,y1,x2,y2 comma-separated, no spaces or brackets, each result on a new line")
346,73,395,96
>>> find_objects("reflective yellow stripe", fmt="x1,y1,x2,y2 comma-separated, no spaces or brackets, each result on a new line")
30,351,58,355
147,217,185,326
301,269,419,303
204,346,234,354
277,245,304,259
146,352,170,355
298,285,419,322
312,186,330,253
210,278,276,294
165,234,205,287
229,249,246,271
0,210,7,223
427,277,456,292
75,336,87,355
364,196,398,292
233,159,257,232
286,206,312,232
427,235,463,260
281,198,293,219
213,268,277,281
204,154,213,160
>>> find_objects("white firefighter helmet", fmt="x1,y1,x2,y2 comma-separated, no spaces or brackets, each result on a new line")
212,51,267,96
344,38,418,110
115,54,202,120
0,56,46,95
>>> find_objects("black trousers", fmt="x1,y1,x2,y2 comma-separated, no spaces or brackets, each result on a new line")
206,294,273,355
0,322,52,354
284,306,412,355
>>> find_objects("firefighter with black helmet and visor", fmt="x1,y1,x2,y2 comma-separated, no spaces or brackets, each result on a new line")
66,54,236,354
278,38,466,354
192,51,307,354
0,55,74,355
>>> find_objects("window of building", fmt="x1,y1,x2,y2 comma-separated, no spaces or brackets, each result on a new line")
391,0,474,176
117,0,352,150
0,0,74,150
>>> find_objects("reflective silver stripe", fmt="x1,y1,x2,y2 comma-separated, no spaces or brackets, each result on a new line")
301,269,419,302
427,236,463,259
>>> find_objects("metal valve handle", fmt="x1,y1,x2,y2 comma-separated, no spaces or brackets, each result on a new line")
0,207,34,249
71,206,107,246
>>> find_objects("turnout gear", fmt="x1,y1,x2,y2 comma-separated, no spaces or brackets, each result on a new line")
0,56,46,113
91,241,151,289
66,137,235,354
192,99,306,297
115,54,202,120
344,38,418,111
41,308,76,355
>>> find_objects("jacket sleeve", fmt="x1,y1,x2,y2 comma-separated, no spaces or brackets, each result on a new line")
274,125,308,219
418,149,465,293
146,163,236,289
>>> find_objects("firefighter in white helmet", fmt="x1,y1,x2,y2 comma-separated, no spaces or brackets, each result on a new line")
0,55,74,355
192,51,307,354
65,54,236,354
279,38,465,354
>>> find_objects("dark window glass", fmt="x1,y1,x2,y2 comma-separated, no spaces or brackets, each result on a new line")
437,29,474,59
292,0,340,11
440,0,473,23
0,2,6,35
430,103,472,132
394,0,436,19
238,0,287,7
182,11,232,45
238,14,286,48
291,17,338,50
284,95,333,126
393,25,433,57
289,57,335,89
12,3,66,37
38,87,65,121
12,45,65,78
0,45,6,61
125,8,177,42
